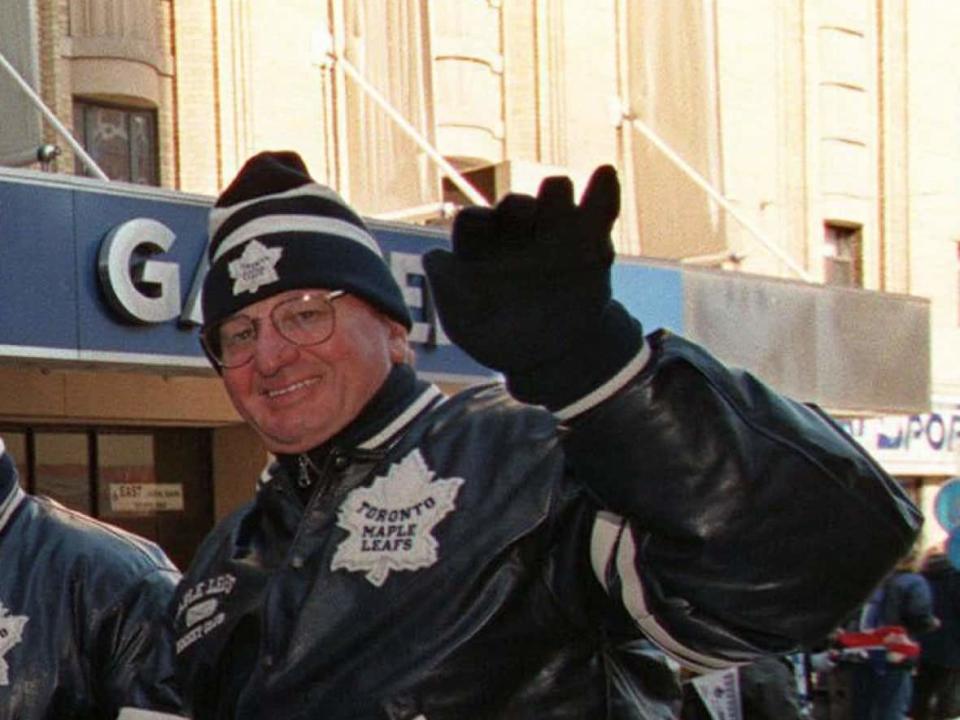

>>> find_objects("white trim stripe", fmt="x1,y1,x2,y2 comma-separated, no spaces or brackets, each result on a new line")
605,512,736,673
360,385,446,450
208,182,348,238
0,440,27,535
554,342,652,421
256,457,276,489
590,511,622,593
0,485,25,535
118,709,190,720
212,214,382,263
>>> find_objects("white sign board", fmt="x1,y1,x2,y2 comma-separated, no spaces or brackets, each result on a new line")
839,398,960,476
110,483,184,512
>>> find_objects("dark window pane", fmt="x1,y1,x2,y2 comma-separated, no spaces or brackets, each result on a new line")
97,429,212,569
73,100,158,185
153,429,213,569
34,432,90,514
97,432,161,547
129,112,156,185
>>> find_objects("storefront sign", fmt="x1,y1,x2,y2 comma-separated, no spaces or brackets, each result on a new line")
96,217,452,345
98,218,182,323
109,482,185,512
838,399,960,475
0,170,685,384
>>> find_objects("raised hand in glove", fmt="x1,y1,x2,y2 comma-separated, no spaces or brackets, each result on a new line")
423,165,644,412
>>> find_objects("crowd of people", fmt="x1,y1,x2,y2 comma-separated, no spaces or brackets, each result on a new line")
0,152,926,719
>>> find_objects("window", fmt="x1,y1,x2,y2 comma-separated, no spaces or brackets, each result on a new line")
73,99,158,185
0,426,212,569
35,432,92,514
824,223,862,287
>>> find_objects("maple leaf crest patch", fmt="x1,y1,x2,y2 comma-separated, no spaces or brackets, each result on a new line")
331,449,464,587
0,602,28,686
228,239,282,295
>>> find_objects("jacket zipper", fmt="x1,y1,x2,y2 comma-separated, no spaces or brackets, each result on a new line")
298,449,346,506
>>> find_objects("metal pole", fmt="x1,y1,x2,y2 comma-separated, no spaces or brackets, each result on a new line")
328,51,490,208
0,50,109,181
627,114,813,282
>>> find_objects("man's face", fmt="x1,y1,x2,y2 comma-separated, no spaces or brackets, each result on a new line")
219,288,408,454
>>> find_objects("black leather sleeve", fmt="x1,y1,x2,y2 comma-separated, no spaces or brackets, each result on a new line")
98,566,186,718
564,330,921,670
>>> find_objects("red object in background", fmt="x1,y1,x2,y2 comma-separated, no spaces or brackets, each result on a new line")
836,626,921,663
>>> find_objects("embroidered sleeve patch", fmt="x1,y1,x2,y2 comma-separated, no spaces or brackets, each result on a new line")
174,574,237,655
331,449,464,587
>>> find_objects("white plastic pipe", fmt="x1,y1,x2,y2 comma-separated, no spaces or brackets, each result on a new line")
329,51,490,208
0,50,109,180
628,114,812,282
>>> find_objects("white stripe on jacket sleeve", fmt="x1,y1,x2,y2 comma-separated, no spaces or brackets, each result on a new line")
554,342,652,422
590,511,738,674
118,709,189,720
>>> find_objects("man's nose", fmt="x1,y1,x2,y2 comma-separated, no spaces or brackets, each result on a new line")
252,320,298,373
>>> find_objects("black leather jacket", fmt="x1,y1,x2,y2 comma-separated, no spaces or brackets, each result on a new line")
173,331,920,719
0,444,186,720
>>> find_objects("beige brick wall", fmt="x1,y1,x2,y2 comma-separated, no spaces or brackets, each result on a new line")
172,0,220,195
28,0,960,401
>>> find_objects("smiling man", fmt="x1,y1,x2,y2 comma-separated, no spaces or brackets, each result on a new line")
171,151,921,719
209,287,406,454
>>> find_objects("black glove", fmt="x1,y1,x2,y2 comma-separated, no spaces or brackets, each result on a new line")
423,165,643,411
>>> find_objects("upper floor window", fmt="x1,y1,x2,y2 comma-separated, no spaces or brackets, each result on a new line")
72,99,158,185
824,223,862,287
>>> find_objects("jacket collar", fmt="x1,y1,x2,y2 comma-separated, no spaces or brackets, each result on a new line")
357,382,443,451
0,440,26,534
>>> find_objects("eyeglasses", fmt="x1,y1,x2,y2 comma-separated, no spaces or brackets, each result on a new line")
201,290,346,368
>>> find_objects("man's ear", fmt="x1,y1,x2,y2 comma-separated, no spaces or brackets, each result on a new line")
385,319,411,364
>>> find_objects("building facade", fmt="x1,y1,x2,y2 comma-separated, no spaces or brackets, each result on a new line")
0,0,956,563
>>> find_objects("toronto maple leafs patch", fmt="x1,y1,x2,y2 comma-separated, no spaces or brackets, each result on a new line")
229,239,282,295
331,449,464,587
0,602,27,686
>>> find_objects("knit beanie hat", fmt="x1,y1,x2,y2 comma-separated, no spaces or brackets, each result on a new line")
201,150,412,331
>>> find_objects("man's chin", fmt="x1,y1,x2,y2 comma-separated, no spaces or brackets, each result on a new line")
254,421,334,455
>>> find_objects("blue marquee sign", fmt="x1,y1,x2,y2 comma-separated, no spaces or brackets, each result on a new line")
0,170,684,383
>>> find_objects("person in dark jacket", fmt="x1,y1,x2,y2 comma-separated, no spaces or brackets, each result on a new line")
845,548,939,720
170,150,921,719
912,546,960,720
0,438,186,720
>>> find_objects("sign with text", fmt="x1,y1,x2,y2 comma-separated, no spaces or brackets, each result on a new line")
0,170,685,385
838,399,960,476
109,482,185,512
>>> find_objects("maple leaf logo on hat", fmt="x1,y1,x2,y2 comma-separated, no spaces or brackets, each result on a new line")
228,239,283,295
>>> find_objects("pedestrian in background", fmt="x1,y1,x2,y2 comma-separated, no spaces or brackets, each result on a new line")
912,543,960,720
846,547,939,720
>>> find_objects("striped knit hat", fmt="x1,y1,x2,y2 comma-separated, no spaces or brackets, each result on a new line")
201,150,412,330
